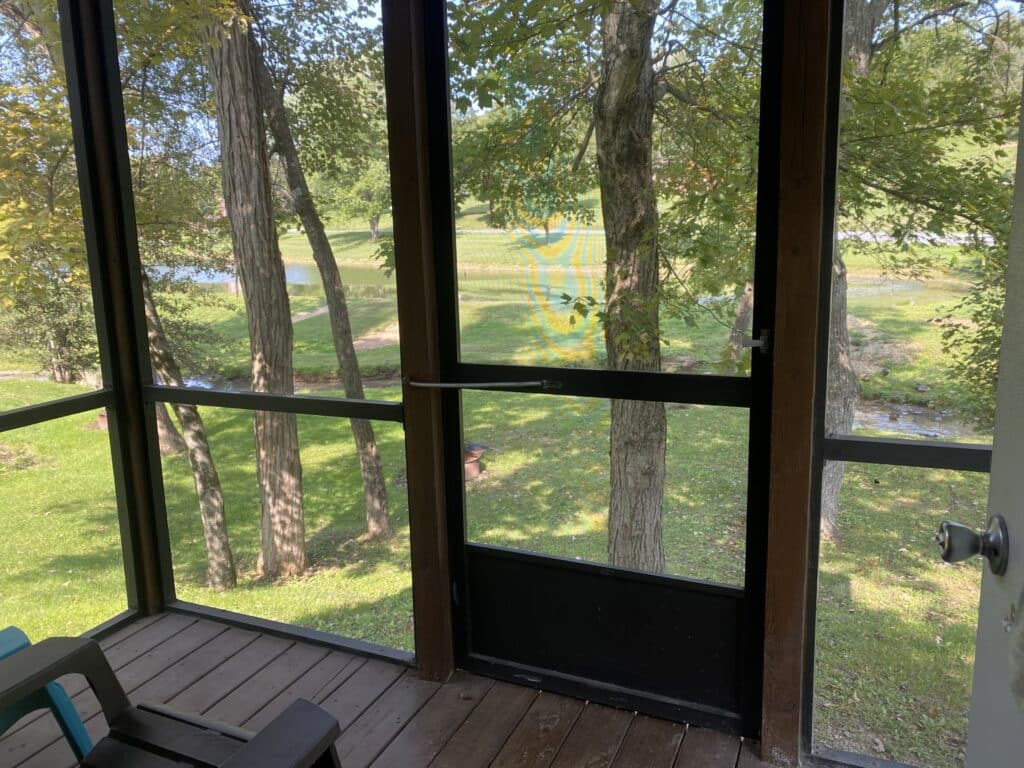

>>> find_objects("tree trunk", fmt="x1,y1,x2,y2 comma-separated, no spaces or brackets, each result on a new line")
154,401,186,456
820,0,880,536
595,0,666,573
844,0,887,78
205,10,305,578
47,335,72,383
728,282,755,363
250,33,391,540
369,215,380,242
821,242,860,538
141,274,236,589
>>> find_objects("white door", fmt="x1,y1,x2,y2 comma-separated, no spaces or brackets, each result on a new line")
965,84,1024,767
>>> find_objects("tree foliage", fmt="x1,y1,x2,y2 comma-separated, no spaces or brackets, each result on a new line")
0,11,96,381
450,0,1022,423
448,0,1022,553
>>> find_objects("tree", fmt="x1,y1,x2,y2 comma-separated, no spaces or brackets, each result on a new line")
593,1,665,571
0,9,96,383
453,107,595,240
0,0,242,587
819,1,1019,535
449,0,760,571
113,0,241,585
144,274,237,588
450,0,1022,561
244,0,393,540
154,400,186,455
346,157,391,242
203,3,306,578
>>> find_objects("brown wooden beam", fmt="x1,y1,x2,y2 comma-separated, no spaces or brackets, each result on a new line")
381,0,455,681
760,0,841,763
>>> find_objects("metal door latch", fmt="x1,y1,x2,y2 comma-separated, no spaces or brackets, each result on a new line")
934,515,1009,575
740,329,770,355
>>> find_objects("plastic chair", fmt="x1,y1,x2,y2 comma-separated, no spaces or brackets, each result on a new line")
0,626,93,760
0,633,341,766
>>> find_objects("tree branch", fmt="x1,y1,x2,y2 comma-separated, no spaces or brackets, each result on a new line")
872,2,970,53
571,117,595,172
843,165,993,233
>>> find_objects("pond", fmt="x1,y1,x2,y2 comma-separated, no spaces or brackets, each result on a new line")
151,263,394,298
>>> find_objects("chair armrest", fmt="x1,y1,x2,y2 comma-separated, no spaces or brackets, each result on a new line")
219,699,340,768
0,637,130,725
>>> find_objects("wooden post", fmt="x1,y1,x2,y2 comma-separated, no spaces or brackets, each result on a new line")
760,0,841,763
381,0,456,681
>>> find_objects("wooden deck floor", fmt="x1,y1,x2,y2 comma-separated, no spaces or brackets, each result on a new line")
0,613,767,767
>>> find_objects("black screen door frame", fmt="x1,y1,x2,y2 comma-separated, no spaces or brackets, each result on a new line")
418,0,782,738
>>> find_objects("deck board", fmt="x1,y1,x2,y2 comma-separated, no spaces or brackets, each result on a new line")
315,657,405,735
550,703,632,768
610,715,686,768
674,726,741,767
332,670,440,768
204,640,330,727
0,613,754,768
429,682,537,768
371,671,492,768
242,651,361,732
490,692,584,768
164,633,290,715
737,739,770,767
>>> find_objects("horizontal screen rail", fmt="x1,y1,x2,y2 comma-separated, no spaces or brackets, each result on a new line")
451,363,752,407
145,385,404,423
0,389,114,433
823,434,992,473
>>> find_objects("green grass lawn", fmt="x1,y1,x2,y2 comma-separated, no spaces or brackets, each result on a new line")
260,226,990,422
840,245,987,419
814,464,988,766
0,378,987,768
0,382,128,640
461,393,748,584
167,225,742,384
0,218,994,768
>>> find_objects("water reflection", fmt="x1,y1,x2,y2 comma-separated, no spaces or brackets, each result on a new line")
852,401,985,441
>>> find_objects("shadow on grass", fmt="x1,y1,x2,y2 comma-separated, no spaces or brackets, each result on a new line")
324,230,394,254
0,392,986,766
162,407,411,585
825,463,988,598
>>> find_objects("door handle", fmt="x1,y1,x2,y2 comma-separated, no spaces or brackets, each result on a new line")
740,328,770,354
934,515,1009,575
405,378,562,391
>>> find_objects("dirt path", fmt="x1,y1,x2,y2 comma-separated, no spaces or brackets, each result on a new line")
352,322,400,350
291,305,330,323
290,305,400,351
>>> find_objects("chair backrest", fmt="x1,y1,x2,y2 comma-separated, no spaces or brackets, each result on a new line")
0,626,32,661
0,626,93,760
